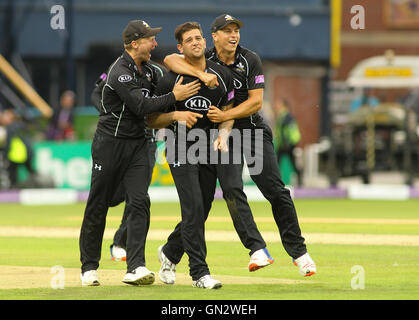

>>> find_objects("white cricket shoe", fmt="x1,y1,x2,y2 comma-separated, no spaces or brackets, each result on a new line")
292,252,316,277
248,248,274,272
122,266,155,286
110,245,126,261
158,245,176,285
193,275,222,289
80,270,100,287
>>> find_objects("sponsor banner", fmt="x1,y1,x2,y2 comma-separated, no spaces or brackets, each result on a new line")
20,189,78,205
348,184,410,200
32,141,258,190
33,141,178,190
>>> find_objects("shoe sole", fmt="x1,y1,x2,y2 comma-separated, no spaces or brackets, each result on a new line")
81,280,100,287
248,259,274,272
293,261,316,277
193,282,222,289
111,256,127,262
123,274,155,286
212,282,222,289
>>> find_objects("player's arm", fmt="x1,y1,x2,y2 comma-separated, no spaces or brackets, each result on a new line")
146,72,203,129
164,54,219,87
208,50,265,123
111,65,200,117
90,73,107,113
207,88,263,123
147,111,203,129
214,103,235,152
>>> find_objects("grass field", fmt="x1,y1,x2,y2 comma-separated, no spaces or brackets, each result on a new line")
0,199,418,301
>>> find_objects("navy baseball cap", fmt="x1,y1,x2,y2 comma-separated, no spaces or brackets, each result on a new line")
211,14,243,33
123,20,162,44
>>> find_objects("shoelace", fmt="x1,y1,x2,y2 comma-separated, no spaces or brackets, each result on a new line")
195,276,209,287
162,259,176,272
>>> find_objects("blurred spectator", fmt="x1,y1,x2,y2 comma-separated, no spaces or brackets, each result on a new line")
46,90,76,140
349,88,380,112
274,98,302,186
0,108,37,188
399,88,419,112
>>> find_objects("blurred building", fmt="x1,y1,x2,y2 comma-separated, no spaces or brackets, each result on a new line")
0,0,331,147
332,0,419,101
326,0,419,186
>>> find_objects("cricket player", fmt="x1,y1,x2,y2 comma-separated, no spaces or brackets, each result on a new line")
79,19,200,286
146,21,237,289
164,14,317,277
90,60,168,262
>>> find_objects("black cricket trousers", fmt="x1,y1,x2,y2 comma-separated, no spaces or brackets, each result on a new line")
242,123,307,259
167,161,214,281
79,132,152,273
111,139,157,249
163,148,267,267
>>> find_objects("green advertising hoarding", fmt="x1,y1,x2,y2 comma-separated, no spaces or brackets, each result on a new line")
34,141,174,190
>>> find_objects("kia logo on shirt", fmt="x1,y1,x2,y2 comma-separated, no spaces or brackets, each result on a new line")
118,74,133,83
185,96,211,111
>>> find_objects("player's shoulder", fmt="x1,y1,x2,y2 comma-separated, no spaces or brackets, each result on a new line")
205,47,217,61
147,60,168,77
237,46,261,64
157,70,179,87
206,59,230,77
107,53,132,81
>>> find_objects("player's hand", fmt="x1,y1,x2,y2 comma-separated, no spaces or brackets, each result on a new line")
207,105,226,123
172,76,201,101
213,131,229,152
174,111,203,128
198,71,219,88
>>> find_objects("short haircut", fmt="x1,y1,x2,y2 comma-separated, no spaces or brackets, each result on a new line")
174,22,203,44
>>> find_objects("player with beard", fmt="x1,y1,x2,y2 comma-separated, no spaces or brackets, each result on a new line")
146,22,238,289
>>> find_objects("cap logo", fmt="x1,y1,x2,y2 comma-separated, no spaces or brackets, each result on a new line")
143,21,150,28
225,15,234,21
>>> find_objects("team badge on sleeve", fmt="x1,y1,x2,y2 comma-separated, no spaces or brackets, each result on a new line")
255,75,264,84
228,90,235,101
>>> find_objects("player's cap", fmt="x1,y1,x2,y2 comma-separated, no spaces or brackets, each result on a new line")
123,20,162,44
211,14,243,33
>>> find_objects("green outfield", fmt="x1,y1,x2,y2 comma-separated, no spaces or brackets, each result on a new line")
0,199,418,300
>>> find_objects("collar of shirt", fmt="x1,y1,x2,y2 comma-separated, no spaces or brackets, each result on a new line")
122,50,149,76
209,45,242,67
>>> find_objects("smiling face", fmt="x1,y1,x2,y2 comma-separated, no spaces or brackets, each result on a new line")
128,36,158,62
212,23,240,54
177,28,206,60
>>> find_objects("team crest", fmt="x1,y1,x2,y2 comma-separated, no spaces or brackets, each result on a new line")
235,62,245,73
225,15,234,21
143,21,150,28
